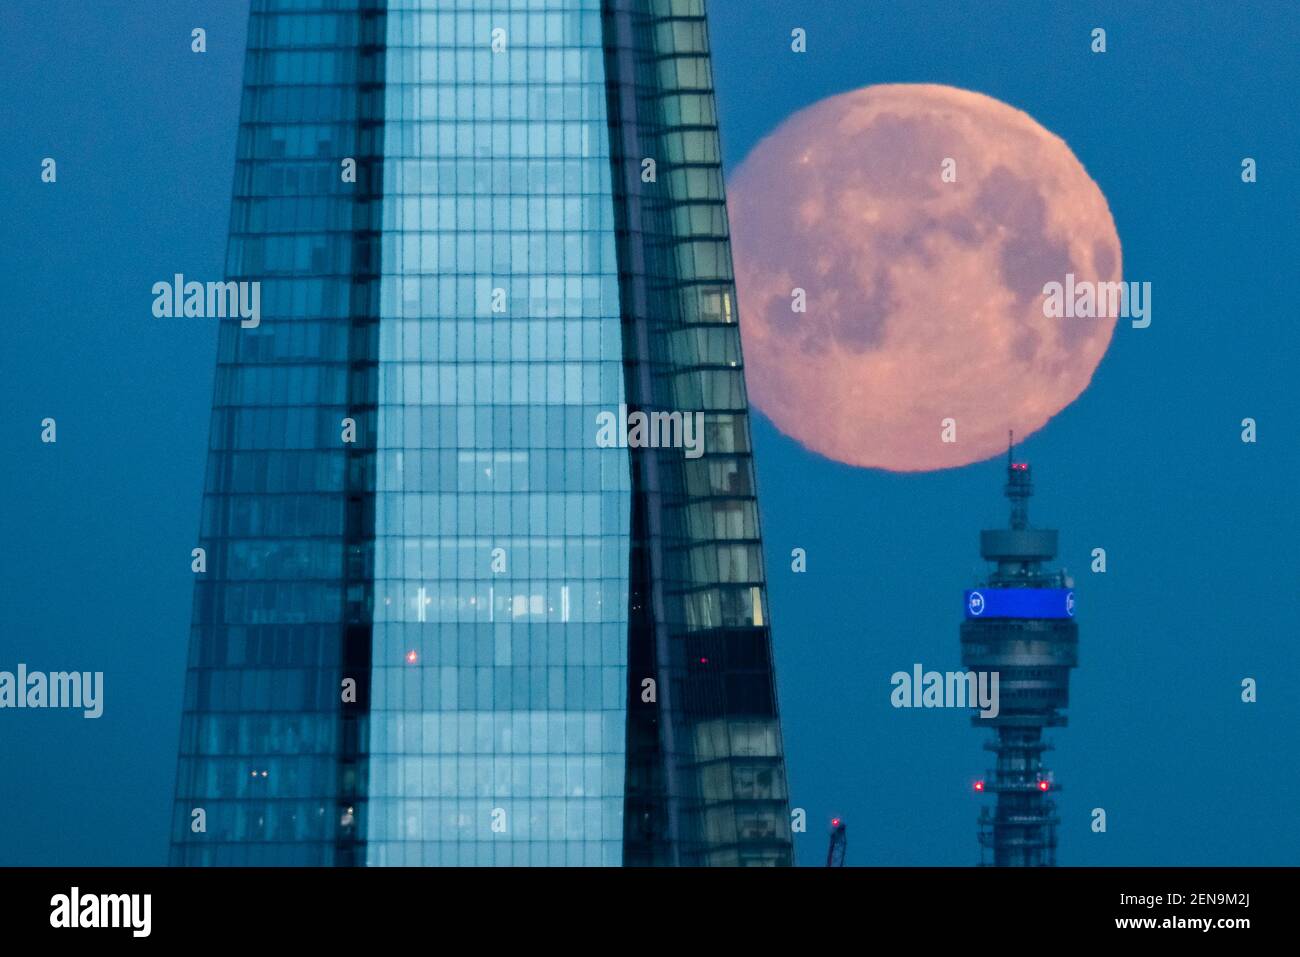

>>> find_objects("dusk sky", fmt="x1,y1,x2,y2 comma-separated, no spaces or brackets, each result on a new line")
1,1,1296,866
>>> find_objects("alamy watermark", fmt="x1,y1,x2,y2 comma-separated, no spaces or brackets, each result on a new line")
50,887,150,937
1042,273,1151,329
0,664,103,718
596,405,705,459
152,274,261,328
891,663,1000,719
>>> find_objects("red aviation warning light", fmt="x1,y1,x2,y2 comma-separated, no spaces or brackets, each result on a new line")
1037,780,1050,792
974,780,985,792
826,818,847,867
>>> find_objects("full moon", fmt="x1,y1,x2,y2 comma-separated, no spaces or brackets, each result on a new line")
728,84,1121,471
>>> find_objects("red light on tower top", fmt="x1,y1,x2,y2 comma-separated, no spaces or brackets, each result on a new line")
974,780,985,792
1037,780,1050,792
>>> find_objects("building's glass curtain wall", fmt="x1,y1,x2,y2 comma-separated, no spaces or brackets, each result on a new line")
171,0,384,865
365,0,632,866
172,0,791,868
604,0,793,865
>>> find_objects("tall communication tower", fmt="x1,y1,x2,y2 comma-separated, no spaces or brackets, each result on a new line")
961,440,1079,866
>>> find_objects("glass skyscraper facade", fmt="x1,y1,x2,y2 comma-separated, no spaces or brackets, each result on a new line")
172,0,792,866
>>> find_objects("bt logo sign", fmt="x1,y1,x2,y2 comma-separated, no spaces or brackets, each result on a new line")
968,591,986,616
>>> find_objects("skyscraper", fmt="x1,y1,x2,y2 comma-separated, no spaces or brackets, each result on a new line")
171,0,792,867
961,452,1078,866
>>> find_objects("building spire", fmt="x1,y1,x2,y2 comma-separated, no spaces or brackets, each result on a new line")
1005,433,1031,530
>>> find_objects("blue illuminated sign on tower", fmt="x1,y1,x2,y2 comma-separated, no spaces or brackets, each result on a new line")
964,588,1075,619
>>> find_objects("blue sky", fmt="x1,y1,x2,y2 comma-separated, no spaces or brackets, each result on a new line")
1,1,1296,866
